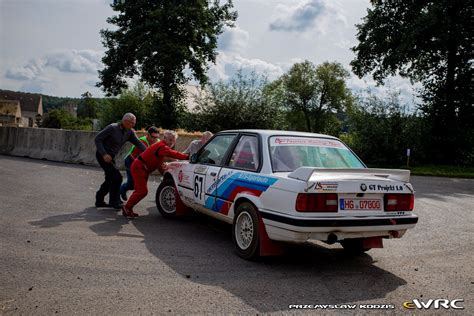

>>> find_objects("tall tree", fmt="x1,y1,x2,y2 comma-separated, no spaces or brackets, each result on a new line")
77,91,98,119
189,70,285,132
98,82,156,129
98,0,237,128
269,61,353,133
351,0,473,164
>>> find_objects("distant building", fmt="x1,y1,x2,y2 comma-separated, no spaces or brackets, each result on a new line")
62,102,78,118
0,100,29,127
0,90,43,127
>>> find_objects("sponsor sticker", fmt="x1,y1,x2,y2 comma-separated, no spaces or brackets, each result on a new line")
367,184,404,192
237,172,274,184
194,166,208,174
206,171,233,194
315,181,338,192
271,137,345,148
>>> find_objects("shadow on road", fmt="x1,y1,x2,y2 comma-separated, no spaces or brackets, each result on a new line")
136,207,406,312
29,205,407,312
29,207,131,236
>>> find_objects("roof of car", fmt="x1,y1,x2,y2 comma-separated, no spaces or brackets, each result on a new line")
218,129,339,139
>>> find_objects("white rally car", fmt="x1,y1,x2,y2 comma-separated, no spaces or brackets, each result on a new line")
156,130,417,259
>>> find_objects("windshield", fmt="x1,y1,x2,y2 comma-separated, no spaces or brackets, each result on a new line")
269,136,365,172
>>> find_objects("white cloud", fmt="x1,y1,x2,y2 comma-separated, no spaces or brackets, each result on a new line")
45,49,103,74
218,25,250,54
85,79,99,88
3,49,104,96
19,77,52,94
347,73,422,109
5,49,104,82
269,0,346,33
208,51,284,82
5,59,44,80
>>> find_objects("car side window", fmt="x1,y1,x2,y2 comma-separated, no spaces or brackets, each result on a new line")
228,135,260,171
196,134,236,165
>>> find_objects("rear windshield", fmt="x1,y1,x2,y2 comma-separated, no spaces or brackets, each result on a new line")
269,136,365,172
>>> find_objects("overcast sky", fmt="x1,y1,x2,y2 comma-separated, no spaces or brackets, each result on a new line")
0,0,418,104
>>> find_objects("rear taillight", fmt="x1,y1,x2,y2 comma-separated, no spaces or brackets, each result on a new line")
384,194,414,211
295,193,338,212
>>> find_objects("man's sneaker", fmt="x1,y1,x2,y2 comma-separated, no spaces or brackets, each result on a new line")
120,191,128,201
95,201,109,208
110,202,124,209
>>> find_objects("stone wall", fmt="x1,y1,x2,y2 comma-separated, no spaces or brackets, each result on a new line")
0,127,199,169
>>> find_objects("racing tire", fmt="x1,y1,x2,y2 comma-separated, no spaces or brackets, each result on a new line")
156,178,177,219
232,202,260,260
340,238,371,255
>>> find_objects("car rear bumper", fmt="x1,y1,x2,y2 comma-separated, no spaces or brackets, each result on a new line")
259,210,418,243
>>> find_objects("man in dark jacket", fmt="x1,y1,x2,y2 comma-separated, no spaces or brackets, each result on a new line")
94,113,146,209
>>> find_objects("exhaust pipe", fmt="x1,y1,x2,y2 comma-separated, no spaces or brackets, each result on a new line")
327,233,338,244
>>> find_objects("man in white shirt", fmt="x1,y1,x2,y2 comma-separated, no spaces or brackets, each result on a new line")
184,131,213,156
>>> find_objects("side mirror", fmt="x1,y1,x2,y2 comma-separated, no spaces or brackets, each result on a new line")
190,153,198,163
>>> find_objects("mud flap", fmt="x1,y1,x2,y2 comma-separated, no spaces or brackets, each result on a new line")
174,186,192,216
362,237,383,249
258,215,287,256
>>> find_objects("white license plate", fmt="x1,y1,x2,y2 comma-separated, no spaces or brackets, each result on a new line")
340,199,382,210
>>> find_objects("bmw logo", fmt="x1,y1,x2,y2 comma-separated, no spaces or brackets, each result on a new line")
360,183,367,191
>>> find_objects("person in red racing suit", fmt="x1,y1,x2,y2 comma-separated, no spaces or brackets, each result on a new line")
122,130,189,218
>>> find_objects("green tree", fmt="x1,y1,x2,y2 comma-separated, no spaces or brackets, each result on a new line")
188,71,285,132
98,0,237,128
77,91,98,119
98,82,156,129
351,0,473,164
42,108,92,131
345,92,429,166
269,61,353,134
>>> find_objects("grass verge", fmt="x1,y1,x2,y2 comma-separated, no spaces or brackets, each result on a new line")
408,165,474,178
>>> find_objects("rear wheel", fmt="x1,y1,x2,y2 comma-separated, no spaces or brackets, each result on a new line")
340,238,371,255
232,202,260,260
156,178,177,219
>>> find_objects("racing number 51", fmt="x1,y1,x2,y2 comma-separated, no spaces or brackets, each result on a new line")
194,175,204,200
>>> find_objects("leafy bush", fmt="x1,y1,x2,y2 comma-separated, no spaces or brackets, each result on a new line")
346,92,429,166
41,109,92,131
186,71,286,132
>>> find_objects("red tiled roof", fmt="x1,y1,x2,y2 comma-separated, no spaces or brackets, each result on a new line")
0,89,41,113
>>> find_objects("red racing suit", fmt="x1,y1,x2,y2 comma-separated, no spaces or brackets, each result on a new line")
126,141,189,210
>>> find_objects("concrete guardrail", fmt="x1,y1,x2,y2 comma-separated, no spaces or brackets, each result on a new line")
0,126,199,169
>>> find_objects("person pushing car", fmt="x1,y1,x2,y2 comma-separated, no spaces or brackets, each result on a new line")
122,130,189,218
119,126,160,201
94,113,146,209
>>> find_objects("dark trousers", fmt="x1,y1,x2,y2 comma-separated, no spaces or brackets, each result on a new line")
120,156,134,195
96,151,122,206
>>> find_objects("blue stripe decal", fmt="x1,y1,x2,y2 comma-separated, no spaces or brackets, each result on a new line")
204,172,278,211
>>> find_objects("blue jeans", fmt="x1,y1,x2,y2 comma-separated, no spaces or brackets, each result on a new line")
120,156,134,196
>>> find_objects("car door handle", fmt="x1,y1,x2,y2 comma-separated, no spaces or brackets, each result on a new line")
210,172,217,176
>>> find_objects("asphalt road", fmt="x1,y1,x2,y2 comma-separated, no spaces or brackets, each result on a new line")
0,155,473,315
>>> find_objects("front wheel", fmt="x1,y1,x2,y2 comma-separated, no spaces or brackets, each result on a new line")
232,202,260,260
155,178,177,219
340,238,371,255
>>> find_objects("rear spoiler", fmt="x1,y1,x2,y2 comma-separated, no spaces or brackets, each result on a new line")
288,167,411,183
